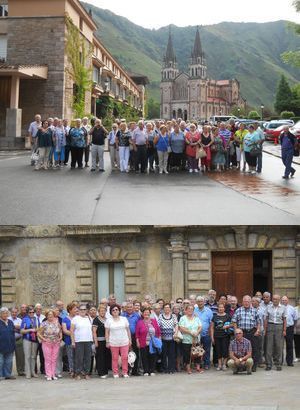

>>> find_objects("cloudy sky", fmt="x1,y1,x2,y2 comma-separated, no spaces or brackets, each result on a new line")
86,0,299,28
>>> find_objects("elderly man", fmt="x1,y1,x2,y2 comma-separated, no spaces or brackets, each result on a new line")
56,300,68,320
206,290,218,315
132,120,148,173
264,294,287,371
89,118,108,172
122,302,140,375
34,303,45,375
9,307,24,376
280,125,297,179
28,114,42,165
82,117,92,167
228,328,253,374
194,296,213,369
281,295,297,367
232,295,260,372
226,296,239,318
252,296,264,367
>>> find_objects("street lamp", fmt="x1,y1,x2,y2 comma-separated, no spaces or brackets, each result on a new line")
237,107,241,118
261,104,264,121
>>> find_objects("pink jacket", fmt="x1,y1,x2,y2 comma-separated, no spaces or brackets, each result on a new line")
135,318,161,348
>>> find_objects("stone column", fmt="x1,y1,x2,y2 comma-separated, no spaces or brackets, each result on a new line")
296,233,300,299
6,75,22,141
168,232,188,299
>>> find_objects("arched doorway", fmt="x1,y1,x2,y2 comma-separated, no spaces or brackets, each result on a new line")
172,110,176,119
177,108,183,119
184,110,188,121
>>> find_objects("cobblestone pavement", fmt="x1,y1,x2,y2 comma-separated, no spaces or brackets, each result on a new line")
0,363,299,410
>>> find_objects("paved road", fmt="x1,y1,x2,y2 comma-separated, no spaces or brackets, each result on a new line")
0,149,299,225
0,364,299,410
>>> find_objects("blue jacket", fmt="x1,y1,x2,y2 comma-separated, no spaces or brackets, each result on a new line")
0,319,16,354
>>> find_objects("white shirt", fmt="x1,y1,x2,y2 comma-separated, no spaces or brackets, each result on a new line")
105,316,129,347
71,315,93,342
35,313,45,326
285,304,298,327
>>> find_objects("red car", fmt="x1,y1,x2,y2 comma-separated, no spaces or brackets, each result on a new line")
290,120,300,139
264,124,288,142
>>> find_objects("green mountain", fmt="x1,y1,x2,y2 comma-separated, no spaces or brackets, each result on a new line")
82,2,300,110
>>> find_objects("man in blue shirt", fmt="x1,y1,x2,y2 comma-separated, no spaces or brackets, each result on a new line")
194,296,213,369
122,302,140,375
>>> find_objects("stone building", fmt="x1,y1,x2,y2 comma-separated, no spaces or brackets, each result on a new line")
0,0,147,149
160,28,245,121
0,225,299,307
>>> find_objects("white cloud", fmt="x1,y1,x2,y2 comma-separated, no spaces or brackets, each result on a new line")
85,0,299,28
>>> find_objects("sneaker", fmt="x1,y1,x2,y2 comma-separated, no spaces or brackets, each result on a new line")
216,367,221,371
52,376,58,380
194,169,199,173
189,169,193,173
164,170,169,174
265,366,271,371
159,171,163,174
291,169,296,178
113,374,119,379
143,373,149,376
99,169,105,172
150,373,155,376
100,375,108,379
251,170,256,175
282,176,289,179
91,168,96,172
57,374,62,378
46,377,52,381
123,374,129,378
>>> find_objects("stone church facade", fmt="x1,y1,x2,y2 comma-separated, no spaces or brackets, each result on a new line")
0,225,299,307
160,28,244,121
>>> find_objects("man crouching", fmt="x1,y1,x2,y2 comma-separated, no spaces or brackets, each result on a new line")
227,328,253,375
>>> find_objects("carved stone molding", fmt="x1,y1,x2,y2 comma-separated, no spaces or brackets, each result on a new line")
30,262,59,306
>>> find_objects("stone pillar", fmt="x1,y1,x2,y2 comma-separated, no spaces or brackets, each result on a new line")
296,233,300,299
168,232,188,299
6,75,22,140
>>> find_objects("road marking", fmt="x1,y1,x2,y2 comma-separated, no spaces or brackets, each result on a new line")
0,155,28,162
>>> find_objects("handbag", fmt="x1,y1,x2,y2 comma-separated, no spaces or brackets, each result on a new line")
249,145,262,157
31,148,39,163
196,146,207,159
173,330,183,343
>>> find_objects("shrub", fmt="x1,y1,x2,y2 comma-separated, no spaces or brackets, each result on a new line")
280,111,295,119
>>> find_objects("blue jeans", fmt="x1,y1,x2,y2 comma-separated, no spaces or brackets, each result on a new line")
0,352,13,378
200,335,212,367
282,149,295,178
256,152,262,172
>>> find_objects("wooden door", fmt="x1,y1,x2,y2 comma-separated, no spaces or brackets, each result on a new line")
212,252,253,302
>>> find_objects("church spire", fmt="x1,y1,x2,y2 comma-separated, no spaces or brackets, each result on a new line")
164,27,176,64
191,26,203,60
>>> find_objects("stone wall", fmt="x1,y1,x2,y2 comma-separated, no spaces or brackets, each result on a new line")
0,226,299,306
7,16,66,135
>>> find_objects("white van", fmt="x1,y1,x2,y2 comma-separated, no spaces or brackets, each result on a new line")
209,115,237,124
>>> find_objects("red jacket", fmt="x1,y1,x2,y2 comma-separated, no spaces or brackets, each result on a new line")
135,318,161,348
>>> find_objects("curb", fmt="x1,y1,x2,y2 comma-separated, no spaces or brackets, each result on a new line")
263,149,300,166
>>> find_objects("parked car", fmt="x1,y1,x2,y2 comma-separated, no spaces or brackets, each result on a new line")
264,124,289,141
290,120,300,140
264,120,293,140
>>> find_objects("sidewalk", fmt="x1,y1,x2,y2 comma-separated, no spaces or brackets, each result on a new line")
263,142,300,165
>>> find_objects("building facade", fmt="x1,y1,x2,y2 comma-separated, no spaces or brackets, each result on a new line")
0,225,299,307
160,28,244,121
0,0,147,149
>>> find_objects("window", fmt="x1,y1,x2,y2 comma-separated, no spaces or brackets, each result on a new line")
0,34,7,62
79,17,83,32
0,5,8,17
97,263,125,303
93,66,99,84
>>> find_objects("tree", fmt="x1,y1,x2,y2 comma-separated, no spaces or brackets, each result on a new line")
146,98,160,119
280,111,295,119
274,75,293,113
230,106,246,118
282,1,300,68
248,111,260,119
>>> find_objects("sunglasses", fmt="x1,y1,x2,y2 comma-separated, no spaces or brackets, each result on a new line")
80,308,87,311
29,311,35,314
112,309,119,312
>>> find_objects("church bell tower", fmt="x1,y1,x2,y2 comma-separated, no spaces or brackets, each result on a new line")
189,27,207,79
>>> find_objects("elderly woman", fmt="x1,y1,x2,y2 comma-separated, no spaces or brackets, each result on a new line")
200,125,214,172
136,307,161,376
108,123,120,170
116,122,131,173
105,304,131,378
89,119,108,172
38,309,62,381
234,123,248,171
20,305,39,379
158,303,178,373
53,119,66,168
71,304,93,380
212,126,226,172
243,125,261,175
211,303,232,370
62,302,78,377
185,123,201,173
170,123,185,171
35,120,53,170
179,304,202,374
0,307,16,380
154,125,170,174
69,119,87,169
93,304,110,378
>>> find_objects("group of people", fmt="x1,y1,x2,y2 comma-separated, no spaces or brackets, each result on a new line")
1,290,299,381
29,115,270,176
29,114,299,179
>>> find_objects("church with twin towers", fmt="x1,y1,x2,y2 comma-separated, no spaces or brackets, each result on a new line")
160,27,244,121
